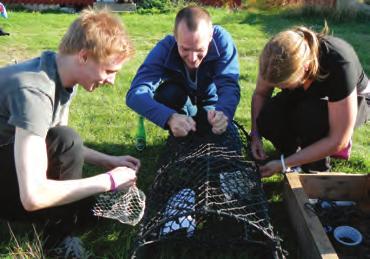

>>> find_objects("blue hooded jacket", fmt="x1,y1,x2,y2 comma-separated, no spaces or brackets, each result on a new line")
126,25,240,128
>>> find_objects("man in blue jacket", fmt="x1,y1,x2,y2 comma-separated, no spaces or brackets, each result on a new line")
126,6,240,137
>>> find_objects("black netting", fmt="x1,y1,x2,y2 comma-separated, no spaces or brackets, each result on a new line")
133,122,284,258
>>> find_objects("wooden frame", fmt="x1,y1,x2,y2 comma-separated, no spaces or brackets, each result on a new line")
283,172,370,259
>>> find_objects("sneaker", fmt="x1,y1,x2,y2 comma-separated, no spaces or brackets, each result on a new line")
302,157,331,173
331,139,352,160
286,166,302,173
52,236,91,259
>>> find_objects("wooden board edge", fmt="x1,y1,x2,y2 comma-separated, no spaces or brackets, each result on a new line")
283,173,339,259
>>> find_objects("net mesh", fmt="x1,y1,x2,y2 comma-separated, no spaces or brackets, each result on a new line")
133,122,284,258
93,186,146,226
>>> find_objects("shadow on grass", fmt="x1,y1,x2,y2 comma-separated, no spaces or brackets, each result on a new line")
2,140,359,258
0,141,166,258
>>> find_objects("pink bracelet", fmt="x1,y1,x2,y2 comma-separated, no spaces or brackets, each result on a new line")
107,172,117,191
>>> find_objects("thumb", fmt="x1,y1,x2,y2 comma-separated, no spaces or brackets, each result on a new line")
255,148,266,160
259,165,269,177
207,110,216,123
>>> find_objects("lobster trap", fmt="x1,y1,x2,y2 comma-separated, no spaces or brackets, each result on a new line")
133,122,284,258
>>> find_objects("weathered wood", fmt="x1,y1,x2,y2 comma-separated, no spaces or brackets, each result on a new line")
284,173,338,259
284,172,369,259
299,173,369,201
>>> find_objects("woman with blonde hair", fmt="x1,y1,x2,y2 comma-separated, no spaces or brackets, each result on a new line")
250,25,369,177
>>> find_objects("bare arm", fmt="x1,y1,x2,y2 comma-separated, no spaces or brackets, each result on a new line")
14,127,137,211
260,89,357,177
83,146,140,170
250,74,274,160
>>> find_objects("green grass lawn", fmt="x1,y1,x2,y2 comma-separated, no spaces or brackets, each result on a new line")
0,6,369,258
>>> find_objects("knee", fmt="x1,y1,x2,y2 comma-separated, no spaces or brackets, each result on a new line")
154,80,188,111
256,102,285,138
46,126,83,157
295,100,329,137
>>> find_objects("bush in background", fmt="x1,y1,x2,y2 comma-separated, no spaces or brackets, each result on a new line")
136,0,189,13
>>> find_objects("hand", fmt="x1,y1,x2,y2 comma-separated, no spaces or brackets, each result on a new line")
207,110,228,135
105,155,141,171
167,113,196,137
259,160,283,178
251,136,267,160
107,167,137,191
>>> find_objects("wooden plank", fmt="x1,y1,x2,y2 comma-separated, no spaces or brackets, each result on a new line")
298,173,369,201
284,173,338,259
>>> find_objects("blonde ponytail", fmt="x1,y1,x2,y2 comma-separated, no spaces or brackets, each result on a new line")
259,24,329,86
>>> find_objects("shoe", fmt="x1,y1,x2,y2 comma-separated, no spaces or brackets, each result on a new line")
302,157,331,173
286,166,302,173
51,236,91,259
331,139,352,160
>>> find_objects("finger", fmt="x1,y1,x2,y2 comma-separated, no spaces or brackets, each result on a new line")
119,179,136,190
212,127,220,135
184,117,195,132
258,165,264,173
212,123,228,135
207,110,216,124
259,151,268,160
173,129,183,137
259,167,270,178
261,173,270,178
125,156,140,165
181,123,192,134
260,168,275,178
213,115,228,129
187,117,196,131
212,119,226,129
255,149,265,160
251,148,260,160
126,170,137,180
122,161,136,169
127,155,140,163
176,126,189,137
212,127,224,135
135,160,141,169
219,121,228,132
214,111,224,122
174,127,187,137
